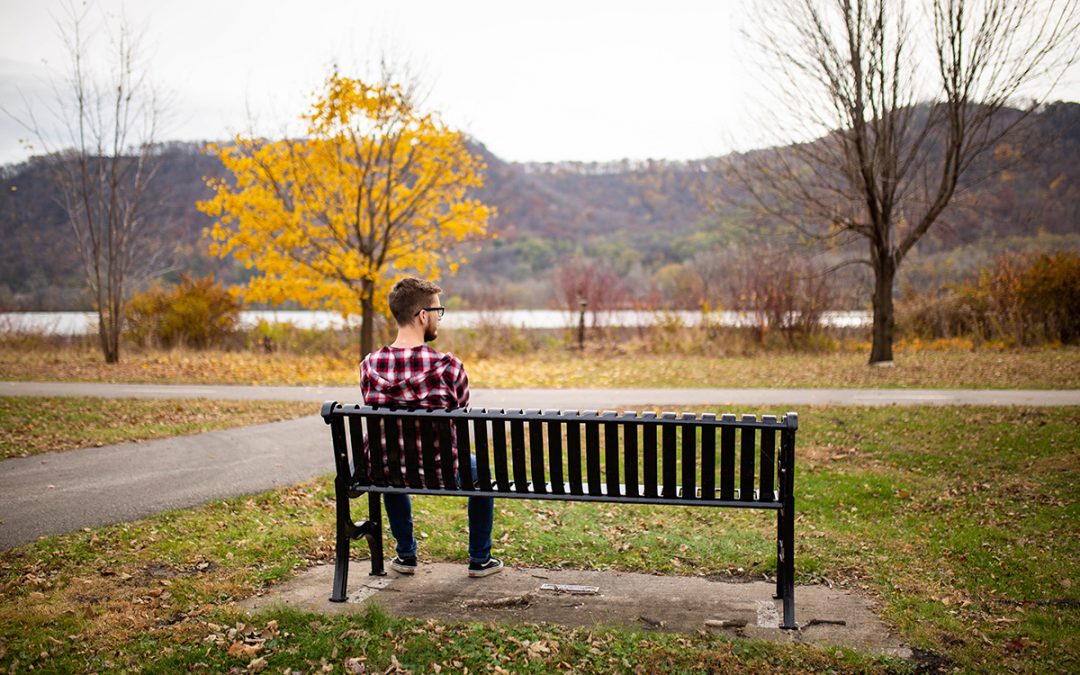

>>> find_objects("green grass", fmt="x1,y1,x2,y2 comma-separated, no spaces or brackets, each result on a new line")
0,396,316,459
0,406,1076,672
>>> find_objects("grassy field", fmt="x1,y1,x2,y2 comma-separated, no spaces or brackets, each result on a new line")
1,406,1076,672
1,343,1078,389
0,397,316,460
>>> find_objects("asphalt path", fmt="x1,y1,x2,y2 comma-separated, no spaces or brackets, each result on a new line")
1,381,1076,549
0,415,324,549
3,381,1079,407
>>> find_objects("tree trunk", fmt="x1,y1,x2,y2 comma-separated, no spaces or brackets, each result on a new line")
94,288,120,364
359,280,375,360
105,313,121,364
869,254,896,365
96,310,118,364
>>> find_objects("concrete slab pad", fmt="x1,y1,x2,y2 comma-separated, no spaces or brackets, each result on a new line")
238,563,912,659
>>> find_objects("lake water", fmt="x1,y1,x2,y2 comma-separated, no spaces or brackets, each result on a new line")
0,309,871,336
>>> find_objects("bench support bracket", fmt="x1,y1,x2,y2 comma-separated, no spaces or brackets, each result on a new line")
330,485,386,602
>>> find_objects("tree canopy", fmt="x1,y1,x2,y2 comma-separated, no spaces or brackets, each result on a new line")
199,71,493,355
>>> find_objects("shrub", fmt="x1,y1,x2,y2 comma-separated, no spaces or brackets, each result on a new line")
1018,251,1080,343
898,251,1080,345
722,246,833,347
125,274,240,349
245,319,357,355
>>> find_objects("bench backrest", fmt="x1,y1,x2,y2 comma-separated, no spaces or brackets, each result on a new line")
322,403,797,509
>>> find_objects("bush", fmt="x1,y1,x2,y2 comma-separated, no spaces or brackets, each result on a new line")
722,246,833,347
1018,251,1080,343
125,274,240,349
899,251,1080,345
246,319,358,355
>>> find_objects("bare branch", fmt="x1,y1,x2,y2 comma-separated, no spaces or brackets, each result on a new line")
731,0,1079,362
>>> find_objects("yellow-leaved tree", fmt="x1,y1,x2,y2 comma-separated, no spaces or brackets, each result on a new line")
198,71,493,356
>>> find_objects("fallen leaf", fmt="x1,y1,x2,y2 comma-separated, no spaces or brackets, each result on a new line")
344,657,366,673
227,642,261,659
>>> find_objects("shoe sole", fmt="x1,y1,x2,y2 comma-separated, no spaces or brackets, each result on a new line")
468,565,503,578
390,563,416,574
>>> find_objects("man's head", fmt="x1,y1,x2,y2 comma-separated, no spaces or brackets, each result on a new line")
388,277,444,342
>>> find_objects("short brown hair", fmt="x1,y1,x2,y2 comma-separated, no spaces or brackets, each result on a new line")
388,277,443,326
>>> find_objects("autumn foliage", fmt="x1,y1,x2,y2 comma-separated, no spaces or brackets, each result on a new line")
900,251,1080,346
124,274,240,349
198,70,493,356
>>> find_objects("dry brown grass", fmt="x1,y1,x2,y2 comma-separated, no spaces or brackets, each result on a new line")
1,343,1077,389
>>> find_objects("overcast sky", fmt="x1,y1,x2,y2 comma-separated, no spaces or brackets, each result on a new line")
1,0,1078,167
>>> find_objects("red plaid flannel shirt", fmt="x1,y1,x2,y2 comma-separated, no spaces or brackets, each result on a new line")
360,345,470,485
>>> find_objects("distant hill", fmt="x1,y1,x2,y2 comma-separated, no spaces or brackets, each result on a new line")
1,102,1077,310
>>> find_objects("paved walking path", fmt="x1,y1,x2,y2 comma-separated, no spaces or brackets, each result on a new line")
3,380,1079,406
2,380,1076,550
0,415,325,550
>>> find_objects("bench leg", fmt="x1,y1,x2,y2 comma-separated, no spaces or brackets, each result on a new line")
778,500,797,630
773,507,784,601
365,492,386,576
330,476,352,602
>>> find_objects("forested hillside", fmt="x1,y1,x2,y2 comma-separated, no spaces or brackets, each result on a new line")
2,102,1077,310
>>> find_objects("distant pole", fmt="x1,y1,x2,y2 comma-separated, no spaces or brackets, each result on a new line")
577,297,587,350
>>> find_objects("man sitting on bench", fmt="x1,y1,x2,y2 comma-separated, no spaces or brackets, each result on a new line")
360,276,503,578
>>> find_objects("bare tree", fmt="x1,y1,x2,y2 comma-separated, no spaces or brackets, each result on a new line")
8,2,164,363
552,256,629,336
721,246,833,346
732,0,1079,363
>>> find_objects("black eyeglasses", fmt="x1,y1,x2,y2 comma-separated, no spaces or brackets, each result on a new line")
415,306,445,318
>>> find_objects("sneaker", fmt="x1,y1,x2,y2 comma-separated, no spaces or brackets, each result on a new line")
389,556,417,574
467,557,504,578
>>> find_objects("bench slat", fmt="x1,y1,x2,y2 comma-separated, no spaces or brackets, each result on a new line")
623,413,639,498
492,416,511,492
720,415,736,500
662,412,677,499
585,414,602,497
397,419,416,486
603,412,620,497
419,419,440,489
345,405,791,430
701,414,716,499
438,419,456,490
384,416,406,483
347,416,370,486
567,417,584,495
455,418,474,491
760,417,776,503
528,415,547,495
547,417,565,495
355,482,782,507
510,416,529,494
473,415,492,490
681,413,697,501
368,416,386,487
384,417,405,488
740,415,757,502
642,412,658,498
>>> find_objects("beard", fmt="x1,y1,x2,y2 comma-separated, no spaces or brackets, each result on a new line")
424,321,438,342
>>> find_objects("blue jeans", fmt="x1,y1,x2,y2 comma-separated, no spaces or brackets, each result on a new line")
383,456,494,564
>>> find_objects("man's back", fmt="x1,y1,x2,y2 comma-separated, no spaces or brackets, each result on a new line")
360,344,470,486
361,344,469,410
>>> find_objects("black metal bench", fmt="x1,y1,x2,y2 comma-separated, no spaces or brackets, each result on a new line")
321,402,799,629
